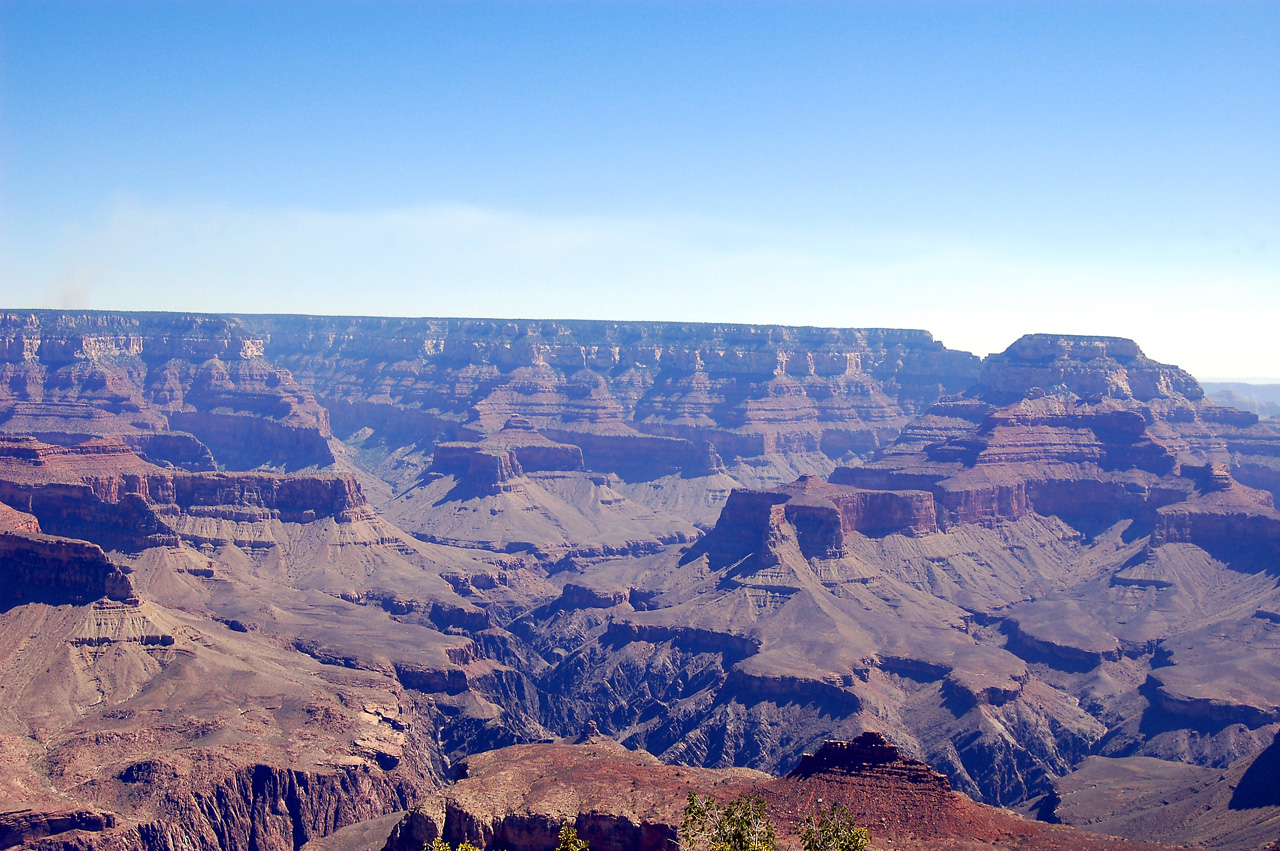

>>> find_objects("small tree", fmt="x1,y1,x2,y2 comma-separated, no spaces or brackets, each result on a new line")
428,839,482,851
680,792,776,851
555,824,589,851
799,804,869,851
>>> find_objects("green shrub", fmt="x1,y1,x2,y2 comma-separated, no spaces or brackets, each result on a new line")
799,804,869,851
428,838,483,851
679,792,776,851
554,824,589,851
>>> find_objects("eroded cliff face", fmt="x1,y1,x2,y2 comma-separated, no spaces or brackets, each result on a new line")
238,316,980,482
0,313,333,472
0,435,462,851
0,531,136,606
575,334,1279,813
0,312,982,561
0,588,455,851
4,317,1280,851
19,762,417,851
0,435,373,553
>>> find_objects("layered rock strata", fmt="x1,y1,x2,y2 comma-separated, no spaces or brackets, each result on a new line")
4,316,1280,851
0,312,333,472
238,315,982,482
526,334,1280,820
0,435,374,551
428,417,585,495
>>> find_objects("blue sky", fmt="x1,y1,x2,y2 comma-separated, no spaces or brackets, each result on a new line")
1,1,1277,379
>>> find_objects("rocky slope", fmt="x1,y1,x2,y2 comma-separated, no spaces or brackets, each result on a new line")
379,733,1179,851
1044,728,1280,849
504,334,1280,826
4,313,1280,851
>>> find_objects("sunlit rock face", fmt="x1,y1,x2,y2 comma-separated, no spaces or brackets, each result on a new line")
381,734,1183,851
1,315,1279,851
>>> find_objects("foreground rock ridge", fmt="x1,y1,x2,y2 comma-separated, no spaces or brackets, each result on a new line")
378,733,1176,851
0,311,1278,851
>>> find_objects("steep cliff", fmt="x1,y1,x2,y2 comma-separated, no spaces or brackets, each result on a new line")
0,312,333,472
4,316,1279,851
235,315,980,483
0,593,451,851
613,334,1280,812
0,435,375,552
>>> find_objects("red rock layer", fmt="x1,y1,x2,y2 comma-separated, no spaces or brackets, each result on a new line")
0,527,136,604
243,315,980,476
697,476,938,565
0,312,333,472
0,435,373,552
0,810,116,851
382,736,1180,851
428,417,586,492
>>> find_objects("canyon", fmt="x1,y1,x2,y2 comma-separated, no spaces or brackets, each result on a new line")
1,311,1278,851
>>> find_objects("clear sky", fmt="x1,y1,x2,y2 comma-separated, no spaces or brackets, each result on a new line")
1,1,1277,380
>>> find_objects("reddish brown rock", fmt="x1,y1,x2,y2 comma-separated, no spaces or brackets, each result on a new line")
0,528,136,605
240,315,979,480
0,809,116,850
5,317,1280,851
381,736,1181,851
0,500,40,534
0,312,333,472
976,334,1203,404
0,435,373,550
696,476,938,564
428,417,586,494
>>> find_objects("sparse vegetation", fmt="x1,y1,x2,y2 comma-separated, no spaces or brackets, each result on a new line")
680,792,870,851
426,824,588,851
679,792,777,851
800,805,870,851
429,839,482,851
555,824,589,851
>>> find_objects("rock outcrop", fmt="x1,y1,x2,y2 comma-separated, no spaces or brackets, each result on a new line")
381,736,1178,851
696,475,938,564
0,435,375,552
822,335,1280,543
0,527,136,605
5,316,1280,851
428,417,585,495
0,312,333,472
0,810,116,851
785,732,947,781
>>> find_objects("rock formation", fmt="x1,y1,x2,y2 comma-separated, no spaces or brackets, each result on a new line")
0,312,333,472
1045,728,1280,849
380,735,1179,851
516,334,1280,824
3,314,1279,851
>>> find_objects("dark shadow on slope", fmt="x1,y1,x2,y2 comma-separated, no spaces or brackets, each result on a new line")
1136,677,1241,738
1188,536,1280,578
1230,733,1280,809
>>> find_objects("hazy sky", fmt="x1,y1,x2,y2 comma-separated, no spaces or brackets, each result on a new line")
1,1,1276,379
